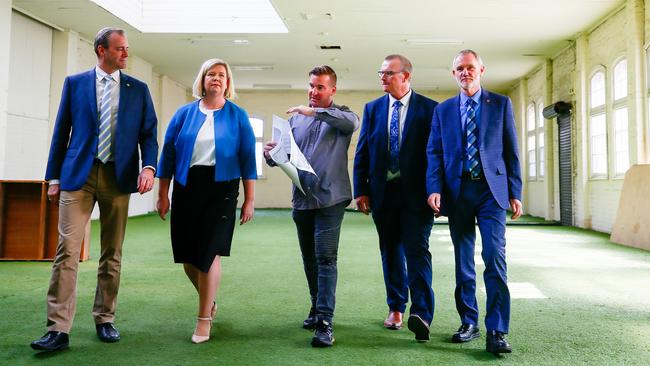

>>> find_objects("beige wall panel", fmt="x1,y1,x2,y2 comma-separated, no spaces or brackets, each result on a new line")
610,164,650,250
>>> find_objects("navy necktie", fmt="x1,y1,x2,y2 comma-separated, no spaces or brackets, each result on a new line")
389,100,402,173
465,98,481,178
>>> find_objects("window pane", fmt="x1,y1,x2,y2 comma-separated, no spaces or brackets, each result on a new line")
537,102,545,128
539,146,545,177
590,113,607,176
527,135,536,179
614,60,627,100
527,104,536,131
590,71,605,108
614,108,629,175
539,132,545,178
249,117,264,138
255,142,263,176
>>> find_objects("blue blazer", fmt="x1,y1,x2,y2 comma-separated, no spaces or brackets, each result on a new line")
354,92,438,212
426,90,522,215
157,100,257,185
45,69,158,193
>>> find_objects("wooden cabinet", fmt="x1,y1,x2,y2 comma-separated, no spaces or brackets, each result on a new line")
0,180,90,261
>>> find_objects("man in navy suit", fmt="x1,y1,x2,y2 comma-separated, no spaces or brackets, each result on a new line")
354,54,437,341
31,27,158,352
426,49,522,354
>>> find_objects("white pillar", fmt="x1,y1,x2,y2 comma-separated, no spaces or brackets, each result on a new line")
574,34,590,228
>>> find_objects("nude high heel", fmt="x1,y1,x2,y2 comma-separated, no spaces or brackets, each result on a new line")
191,316,212,344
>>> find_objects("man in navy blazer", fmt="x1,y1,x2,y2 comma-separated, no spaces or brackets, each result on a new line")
426,49,522,355
354,54,437,341
31,28,158,352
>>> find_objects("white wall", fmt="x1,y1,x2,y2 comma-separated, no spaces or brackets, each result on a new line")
4,11,51,180
0,1,12,178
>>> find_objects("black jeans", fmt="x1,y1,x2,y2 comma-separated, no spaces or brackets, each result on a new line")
292,201,348,323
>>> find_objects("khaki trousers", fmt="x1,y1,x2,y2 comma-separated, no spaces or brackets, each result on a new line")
46,162,130,333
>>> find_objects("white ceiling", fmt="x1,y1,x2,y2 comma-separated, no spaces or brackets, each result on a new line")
13,0,624,92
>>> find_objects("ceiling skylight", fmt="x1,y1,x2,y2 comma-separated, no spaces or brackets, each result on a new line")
91,0,288,33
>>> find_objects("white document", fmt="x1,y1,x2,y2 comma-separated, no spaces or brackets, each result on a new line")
270,115,317,194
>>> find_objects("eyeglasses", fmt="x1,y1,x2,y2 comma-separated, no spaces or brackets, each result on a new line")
377,70,403,77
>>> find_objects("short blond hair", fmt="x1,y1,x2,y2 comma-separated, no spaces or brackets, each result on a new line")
192,58,236,99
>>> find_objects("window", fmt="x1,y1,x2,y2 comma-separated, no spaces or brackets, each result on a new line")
590,114,608,176
613,59,627,100
537,102,545,178
526,103,536,180
590,71,605,108
612,59,629,177
589,70,607,178
249,117,264,177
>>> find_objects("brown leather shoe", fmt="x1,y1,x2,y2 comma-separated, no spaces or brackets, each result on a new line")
383,311,403,330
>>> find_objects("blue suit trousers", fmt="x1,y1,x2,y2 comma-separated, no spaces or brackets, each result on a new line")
372,179,435,323
448,177,510,333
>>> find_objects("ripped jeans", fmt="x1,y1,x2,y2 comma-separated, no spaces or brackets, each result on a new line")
292,201,348,323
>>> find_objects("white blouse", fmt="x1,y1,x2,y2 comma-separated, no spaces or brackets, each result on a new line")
190,101,222,167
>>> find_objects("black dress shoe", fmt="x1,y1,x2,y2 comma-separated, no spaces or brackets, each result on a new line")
303,308,317,330
96,323,120,343
407,314,430,342
486,330,512,354
311,320,334,347
30,331,69,351
452,323,480,343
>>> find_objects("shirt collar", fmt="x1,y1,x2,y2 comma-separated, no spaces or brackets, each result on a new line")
95,65,120,83
388,89,412,109
460,88,482,107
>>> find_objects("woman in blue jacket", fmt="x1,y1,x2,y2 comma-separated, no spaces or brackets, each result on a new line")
157,58,256,344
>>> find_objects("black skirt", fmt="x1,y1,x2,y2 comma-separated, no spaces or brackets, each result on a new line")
170,165,239,272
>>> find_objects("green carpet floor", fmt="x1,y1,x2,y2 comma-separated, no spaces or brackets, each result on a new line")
1,210,649,365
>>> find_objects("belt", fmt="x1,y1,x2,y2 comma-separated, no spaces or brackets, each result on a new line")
461,171,484,181
93,159,114,165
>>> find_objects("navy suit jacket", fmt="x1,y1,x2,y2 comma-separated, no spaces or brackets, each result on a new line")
354,91,438,213
45,68,158,193
426,89,522,215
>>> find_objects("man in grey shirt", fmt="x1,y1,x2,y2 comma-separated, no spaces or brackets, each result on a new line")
264,65,359,347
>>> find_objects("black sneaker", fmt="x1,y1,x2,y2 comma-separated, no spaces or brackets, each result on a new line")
303,308,317,330
311,320,334,347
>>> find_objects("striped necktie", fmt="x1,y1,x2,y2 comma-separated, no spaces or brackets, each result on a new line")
97,75,114,163
389,100,402,173
465,98,481,178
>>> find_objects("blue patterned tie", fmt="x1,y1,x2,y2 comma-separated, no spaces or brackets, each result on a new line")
389,100,402,173
97,75,114,163
465,99,481,178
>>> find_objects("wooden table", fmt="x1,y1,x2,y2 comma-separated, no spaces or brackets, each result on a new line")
0,180,90,261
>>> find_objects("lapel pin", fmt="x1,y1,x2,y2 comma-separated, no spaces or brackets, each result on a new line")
126,83,131,87
486,99,491,103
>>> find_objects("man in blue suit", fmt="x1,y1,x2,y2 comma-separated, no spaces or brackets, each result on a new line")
354,54,437,341
426,49,522,355
31,28,158,352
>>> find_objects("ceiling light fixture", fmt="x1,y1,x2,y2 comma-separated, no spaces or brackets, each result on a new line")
405,39,464,46
252,83,292,89
232,65,274,71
